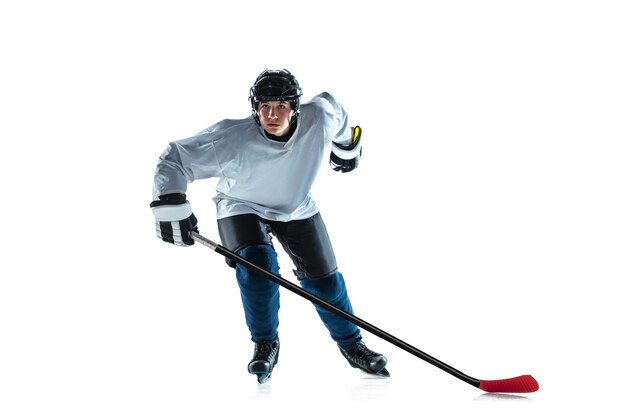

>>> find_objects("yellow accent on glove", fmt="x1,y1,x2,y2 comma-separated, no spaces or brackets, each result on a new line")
351,126,361,144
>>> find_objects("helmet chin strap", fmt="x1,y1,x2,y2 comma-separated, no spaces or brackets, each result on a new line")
252,109,261,125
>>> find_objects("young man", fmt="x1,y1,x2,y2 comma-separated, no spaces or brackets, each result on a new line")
150,69,389,383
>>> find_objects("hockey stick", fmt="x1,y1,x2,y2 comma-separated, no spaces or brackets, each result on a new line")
190,231,538,393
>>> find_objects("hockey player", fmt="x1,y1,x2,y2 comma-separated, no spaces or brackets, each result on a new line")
150,69,389,383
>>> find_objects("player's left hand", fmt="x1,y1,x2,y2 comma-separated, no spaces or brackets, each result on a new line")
330,125,362,173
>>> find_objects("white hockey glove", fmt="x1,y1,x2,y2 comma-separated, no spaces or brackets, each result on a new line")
150,193,198,246
330,125,362,173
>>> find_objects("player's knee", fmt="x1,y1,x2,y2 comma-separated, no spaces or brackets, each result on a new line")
236,244,280,275
300,271,346,300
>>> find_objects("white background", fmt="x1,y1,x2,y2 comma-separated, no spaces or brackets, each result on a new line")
1,1,624,416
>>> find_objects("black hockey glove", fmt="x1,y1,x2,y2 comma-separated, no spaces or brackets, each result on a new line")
150,193,198,246
330,125,362,173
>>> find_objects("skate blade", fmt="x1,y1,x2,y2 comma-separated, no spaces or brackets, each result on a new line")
361,368,390,378
255,373,272,384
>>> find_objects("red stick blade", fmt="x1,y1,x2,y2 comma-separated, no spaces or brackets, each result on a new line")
479,375,539,393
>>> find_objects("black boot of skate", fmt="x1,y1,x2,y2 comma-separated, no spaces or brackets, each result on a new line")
248,338,280,384
340,339,390,377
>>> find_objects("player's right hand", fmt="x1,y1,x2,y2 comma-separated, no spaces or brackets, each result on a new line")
150,193,198,246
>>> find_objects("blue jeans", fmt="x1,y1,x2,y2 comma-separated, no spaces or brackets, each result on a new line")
235,244,361,349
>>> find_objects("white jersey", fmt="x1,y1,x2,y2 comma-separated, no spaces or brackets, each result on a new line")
152,92,354,222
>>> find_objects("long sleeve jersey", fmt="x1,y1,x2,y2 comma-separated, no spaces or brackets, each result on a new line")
152,92,354,222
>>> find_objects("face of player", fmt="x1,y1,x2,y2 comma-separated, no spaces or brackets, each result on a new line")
256,101,296,137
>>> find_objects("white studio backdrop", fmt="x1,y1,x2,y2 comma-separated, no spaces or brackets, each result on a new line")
1,1,624,416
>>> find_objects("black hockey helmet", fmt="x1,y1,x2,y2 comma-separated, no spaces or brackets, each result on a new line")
249,69,303,122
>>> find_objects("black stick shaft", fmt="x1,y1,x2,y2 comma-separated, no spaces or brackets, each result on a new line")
191,232,480,388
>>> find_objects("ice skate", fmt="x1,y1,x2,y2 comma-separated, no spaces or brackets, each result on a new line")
248,339,280,384
340,340,390,377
